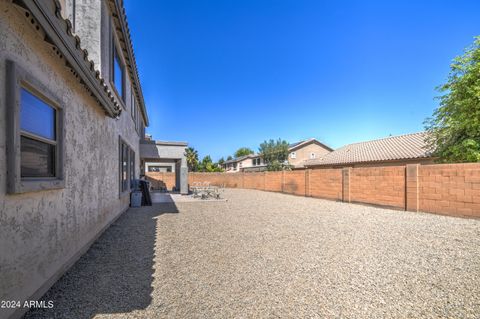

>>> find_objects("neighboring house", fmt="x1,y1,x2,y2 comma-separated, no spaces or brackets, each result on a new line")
0,1,150,318
222,138,332,172
304,132,434,169
288,138,333,168
223,154,267,173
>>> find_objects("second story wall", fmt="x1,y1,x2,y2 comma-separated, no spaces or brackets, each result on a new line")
59,0,147,139
289,143,332,167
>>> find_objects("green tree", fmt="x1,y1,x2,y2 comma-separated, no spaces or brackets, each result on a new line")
185,147,199,172
226,155,233,161
217,157,225,165
425,37,480,163
234,147,254,158
259,138,291,171
199,155,223,172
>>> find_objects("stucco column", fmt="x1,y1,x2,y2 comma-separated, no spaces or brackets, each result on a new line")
179,158,188,195
406,164,419,212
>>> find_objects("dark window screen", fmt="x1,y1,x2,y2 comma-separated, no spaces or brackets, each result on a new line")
21,136,55,177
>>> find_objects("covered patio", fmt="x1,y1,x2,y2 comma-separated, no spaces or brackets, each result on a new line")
140,139,188,194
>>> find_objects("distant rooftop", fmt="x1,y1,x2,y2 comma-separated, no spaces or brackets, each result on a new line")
289,138,333,151
304,132,433,167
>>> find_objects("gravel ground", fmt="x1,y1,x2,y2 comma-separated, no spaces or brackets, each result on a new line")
25,189,480,318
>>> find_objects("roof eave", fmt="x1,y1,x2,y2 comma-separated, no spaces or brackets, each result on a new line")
304,156,434,168
109,0,149,126
14,0,122,118
289,139,334,152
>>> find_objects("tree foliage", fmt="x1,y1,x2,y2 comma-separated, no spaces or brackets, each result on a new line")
198,155,223,172
226,155,233,161
234,147,254,158
185,147,199,172
425,37,480,163
258,138,291,171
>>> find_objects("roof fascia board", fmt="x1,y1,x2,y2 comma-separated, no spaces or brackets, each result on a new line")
110,0,149,126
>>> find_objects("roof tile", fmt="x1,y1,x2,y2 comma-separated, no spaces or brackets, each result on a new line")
305,132,433,167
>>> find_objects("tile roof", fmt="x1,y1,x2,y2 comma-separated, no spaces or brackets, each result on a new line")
16,0,148,123
223,154,256,164
289,138,333,151
304,132,433,167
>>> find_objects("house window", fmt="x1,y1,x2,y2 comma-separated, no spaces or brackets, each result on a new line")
119,139,135,194
252,159,256,166
140,120,145,139
131,92,137,130
20,89,57,177
6,61,64,194
310,153,316,159
290,152,296,159
112,42,125,102
130,149,135,184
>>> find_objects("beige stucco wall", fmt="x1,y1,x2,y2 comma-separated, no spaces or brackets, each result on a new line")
289,143,331,167
0,3,141,318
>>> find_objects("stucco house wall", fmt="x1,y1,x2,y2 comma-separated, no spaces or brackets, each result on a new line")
289,142,332,167
0,1,145,318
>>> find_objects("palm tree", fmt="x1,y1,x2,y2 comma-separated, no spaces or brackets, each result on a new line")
185,147,199,172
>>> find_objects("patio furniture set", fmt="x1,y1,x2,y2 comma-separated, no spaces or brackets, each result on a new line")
191,182,224,200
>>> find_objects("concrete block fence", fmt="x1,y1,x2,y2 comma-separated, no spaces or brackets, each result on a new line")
146,163,480,218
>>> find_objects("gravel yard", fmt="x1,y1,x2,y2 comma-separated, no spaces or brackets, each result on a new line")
26,189,480,318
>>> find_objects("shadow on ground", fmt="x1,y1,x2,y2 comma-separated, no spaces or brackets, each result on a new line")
24,203,179,319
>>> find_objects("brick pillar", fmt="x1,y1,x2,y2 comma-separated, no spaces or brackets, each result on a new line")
305,169,311,197
263,172,266,191
406,164,419,212
342,167,351,202
281,170,285,193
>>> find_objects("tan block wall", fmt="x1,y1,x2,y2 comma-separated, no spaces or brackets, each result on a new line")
309,169,343,200
265,172,283,192
183,163,480,219
145,172,176,190
283,171,306,196
350,166,406,209
244,173,265,189
418,163,480,217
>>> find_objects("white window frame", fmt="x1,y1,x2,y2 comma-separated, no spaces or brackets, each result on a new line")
290,152,296,159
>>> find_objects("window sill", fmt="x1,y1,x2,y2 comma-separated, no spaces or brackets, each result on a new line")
8,178,65,194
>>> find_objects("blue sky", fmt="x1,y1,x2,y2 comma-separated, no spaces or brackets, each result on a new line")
125,0,479,161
